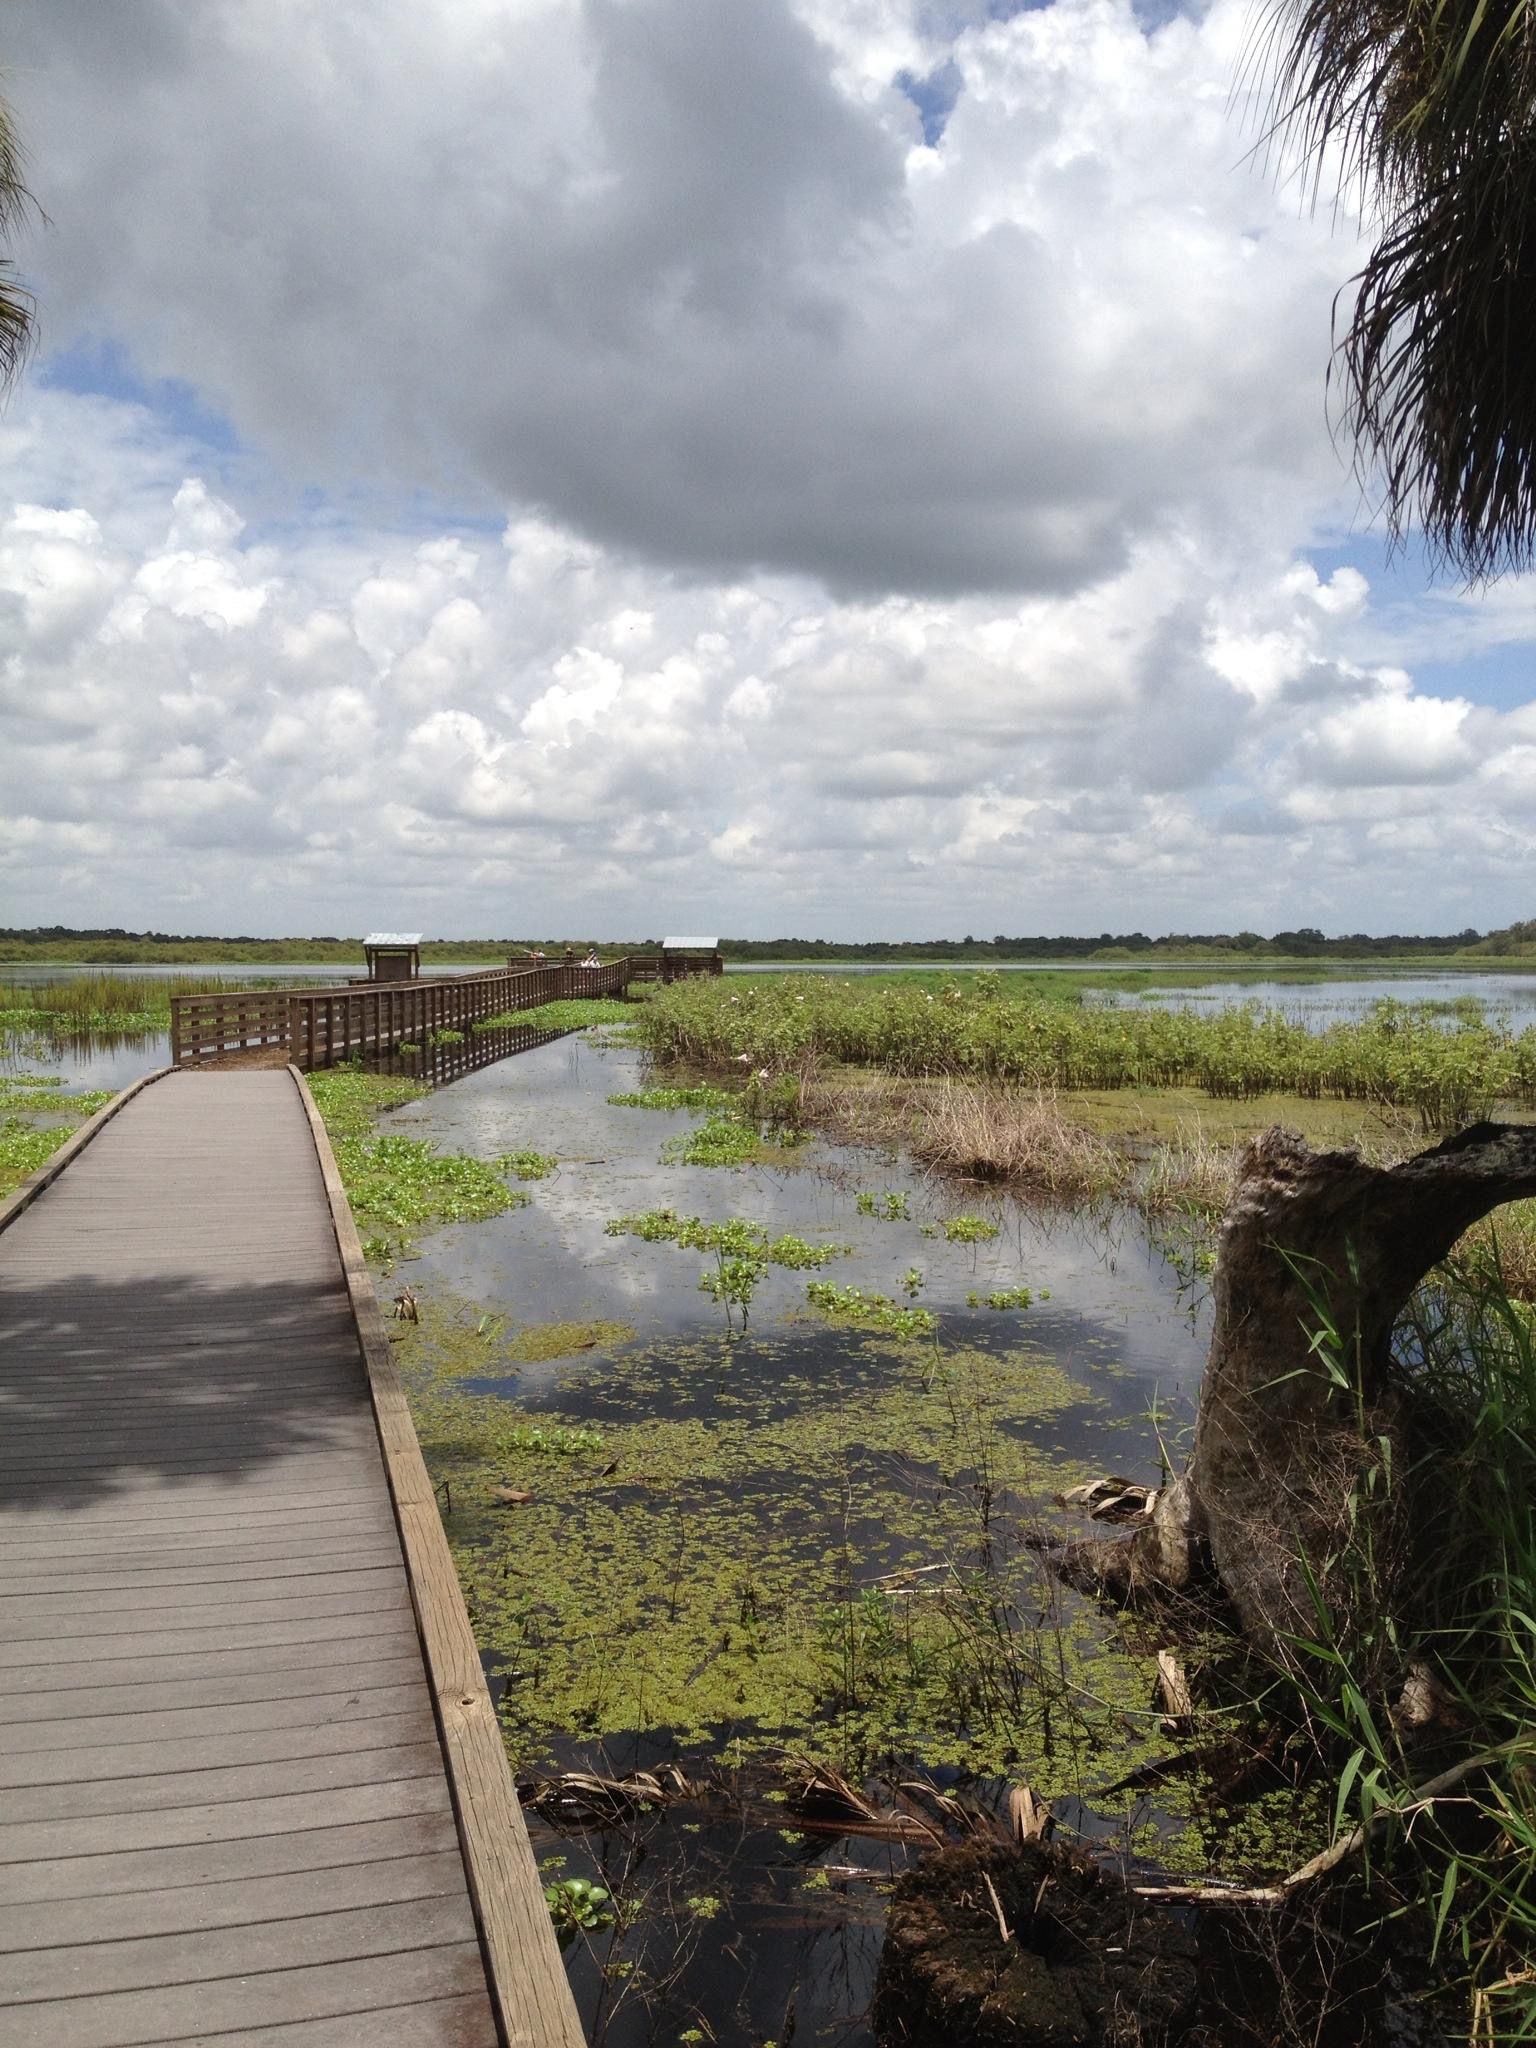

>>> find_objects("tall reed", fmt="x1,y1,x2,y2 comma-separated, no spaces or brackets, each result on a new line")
638,978,1532,1131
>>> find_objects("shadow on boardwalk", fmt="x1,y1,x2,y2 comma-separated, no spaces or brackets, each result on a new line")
0,1267,380,1514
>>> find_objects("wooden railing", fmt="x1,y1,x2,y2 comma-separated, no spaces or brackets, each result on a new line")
168,986,299,1065
171,957,652,1070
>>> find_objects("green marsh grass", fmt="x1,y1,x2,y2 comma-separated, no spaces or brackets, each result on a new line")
640,976,1536,1131
0,971,249,1038
1200,1251,1536,2036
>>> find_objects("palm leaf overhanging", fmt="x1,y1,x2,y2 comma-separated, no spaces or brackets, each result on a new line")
1257,0,1536,578
0,91,35,390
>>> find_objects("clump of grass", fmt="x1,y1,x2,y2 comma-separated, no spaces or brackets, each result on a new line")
0,971,248,1036
1135,1128,1240,1219
1233,1252,1536,2034
904,1081,1131,1201
1456,1199,1536,1303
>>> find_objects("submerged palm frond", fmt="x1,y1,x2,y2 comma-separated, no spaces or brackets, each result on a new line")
1257,0,1536,577
0,87,36,390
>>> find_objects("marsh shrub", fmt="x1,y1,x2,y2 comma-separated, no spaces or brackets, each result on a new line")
636,979,1536,1130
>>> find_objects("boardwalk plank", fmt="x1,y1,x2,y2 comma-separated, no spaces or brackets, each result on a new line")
0,1943,492,2048
0,1627,422,1697
0,1705,434,1785
0,1659,424,1727
0,1811,464,1907
0,1892,478,2003
0,1680,427,1752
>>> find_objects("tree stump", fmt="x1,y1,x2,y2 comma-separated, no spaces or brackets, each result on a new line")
1075,1123,1536,1654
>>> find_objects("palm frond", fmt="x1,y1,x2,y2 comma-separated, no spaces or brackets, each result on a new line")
1254,0,1536,578
0,87,37,389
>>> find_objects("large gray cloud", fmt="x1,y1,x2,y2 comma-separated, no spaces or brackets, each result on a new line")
7,0,1360,596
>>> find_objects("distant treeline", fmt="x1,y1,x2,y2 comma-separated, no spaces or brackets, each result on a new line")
2,921,1532,964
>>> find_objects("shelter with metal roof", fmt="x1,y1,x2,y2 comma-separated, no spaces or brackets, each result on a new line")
363,931,422,982
659,936,723,982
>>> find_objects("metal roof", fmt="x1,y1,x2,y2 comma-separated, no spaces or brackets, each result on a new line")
363,932,423,947
661,936,719,950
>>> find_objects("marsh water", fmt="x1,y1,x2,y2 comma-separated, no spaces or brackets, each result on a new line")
363,1031,1218,2047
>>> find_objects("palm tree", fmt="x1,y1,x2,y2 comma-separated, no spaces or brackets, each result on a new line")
0,88,35,389
1259,0,1536,578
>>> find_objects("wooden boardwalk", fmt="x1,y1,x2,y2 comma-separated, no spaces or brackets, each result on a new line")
0,1070,582,2048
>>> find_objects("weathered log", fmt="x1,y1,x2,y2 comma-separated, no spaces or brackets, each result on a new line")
1074,1122,1536,1653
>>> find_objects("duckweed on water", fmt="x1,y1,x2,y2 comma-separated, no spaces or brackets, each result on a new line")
856,1190,911,1220
397,1300,1168,1793
506,1321,637,1365
968,1287,1035,1311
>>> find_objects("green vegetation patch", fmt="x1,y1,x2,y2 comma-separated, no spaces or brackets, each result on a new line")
804,1282,937,1340
941,1214,1001,1243
635,975,1536,1131
307,1067,530,1255
501,1149,558,1181
0,1117,65,1196
608,1084,736,1112
660,1111,806,1168
0,1080,118,1195
609,1211,853,1326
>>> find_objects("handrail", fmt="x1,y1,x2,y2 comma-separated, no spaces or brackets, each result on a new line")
172,955,656,1069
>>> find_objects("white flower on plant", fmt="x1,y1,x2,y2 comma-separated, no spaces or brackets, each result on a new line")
735,1052,752,1064
756,1068,770,1080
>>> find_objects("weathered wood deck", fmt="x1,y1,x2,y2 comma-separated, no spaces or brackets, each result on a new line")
0,1069,583,2048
